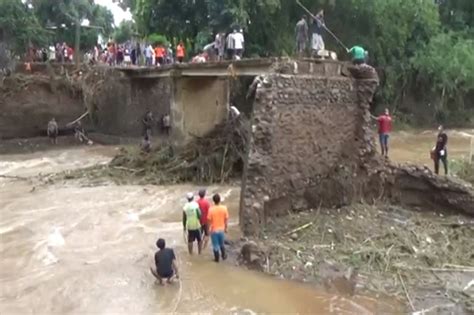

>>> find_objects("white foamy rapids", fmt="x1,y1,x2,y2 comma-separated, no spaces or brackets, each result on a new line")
47,228,65,247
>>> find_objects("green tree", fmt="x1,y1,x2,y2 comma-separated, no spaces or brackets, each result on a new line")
0,0,49,56
114,20,136,43
412,32,474,122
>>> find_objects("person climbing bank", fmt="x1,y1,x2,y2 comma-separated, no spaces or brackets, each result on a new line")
348,45,367,65
207,193,229,262
183,192,202,255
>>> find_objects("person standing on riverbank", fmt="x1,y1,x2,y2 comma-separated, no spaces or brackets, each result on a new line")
183,192,202,255
197,189,210,249
433,125,448,175
151,238,179,285
47,118,58,145
208,193,229,262
374,108,392,157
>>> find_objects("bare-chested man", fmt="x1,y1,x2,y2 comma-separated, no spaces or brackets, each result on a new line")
47,118,59,144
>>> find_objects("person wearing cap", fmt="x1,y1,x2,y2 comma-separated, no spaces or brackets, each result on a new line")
183,192,202,254
197,189,211,249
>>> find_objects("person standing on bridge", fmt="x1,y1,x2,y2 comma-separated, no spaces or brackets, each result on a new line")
176,42,185,63
226,30,235,60
233,29,245,60
183,192,203,255
215,32,226,61
311,10,325,56
145,44,154,66
295,15,309,57
208,193,229,263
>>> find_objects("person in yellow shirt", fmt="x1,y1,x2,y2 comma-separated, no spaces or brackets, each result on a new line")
207,193,229,262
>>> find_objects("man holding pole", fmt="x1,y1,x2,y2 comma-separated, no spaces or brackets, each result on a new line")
311,10,325,55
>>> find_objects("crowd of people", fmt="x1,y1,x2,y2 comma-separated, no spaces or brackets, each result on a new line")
151,189,229,284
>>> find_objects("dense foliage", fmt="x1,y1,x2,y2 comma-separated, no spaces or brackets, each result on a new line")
120,0,473,125
0,0,114,54
1,0,473,125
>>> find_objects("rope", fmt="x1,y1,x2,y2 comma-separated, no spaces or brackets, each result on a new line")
171,256,184,313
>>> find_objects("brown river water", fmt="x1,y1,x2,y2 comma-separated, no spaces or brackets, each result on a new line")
0,130,472,314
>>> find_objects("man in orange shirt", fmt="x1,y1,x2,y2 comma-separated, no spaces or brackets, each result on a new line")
154,45,165,66
176,42,185,63
207,193,229,262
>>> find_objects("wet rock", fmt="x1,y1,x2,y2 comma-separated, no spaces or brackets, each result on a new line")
239,241,268,272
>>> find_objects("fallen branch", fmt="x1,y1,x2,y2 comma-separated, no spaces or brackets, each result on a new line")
285,222,313,236
66,111,89,127
398,271,415,311
112,166,143,173
0,174,28,181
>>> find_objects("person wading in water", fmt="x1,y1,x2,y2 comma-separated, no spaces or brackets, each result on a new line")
150,238,179,285
207,193,229,263
183,192,202,255
197,189,211,249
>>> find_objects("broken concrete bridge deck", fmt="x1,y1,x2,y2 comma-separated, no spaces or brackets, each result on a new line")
116,58,344,78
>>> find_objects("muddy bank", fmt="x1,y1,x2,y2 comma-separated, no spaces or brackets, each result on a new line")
238,204,474,314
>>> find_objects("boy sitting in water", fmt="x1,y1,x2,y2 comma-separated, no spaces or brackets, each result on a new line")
150,238,179,285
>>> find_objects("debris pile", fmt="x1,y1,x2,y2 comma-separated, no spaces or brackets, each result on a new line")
108,117,250,184
242,204,473,313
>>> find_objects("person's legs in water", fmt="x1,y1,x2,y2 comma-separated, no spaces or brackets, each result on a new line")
218,231,227,260
211,232,221,262
201,224,209,249
187,230,202,255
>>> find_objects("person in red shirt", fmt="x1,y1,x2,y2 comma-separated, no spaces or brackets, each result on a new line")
373,108,392,157
196,188,211,249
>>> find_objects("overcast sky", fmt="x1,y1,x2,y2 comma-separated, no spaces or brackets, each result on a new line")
95,0,132,25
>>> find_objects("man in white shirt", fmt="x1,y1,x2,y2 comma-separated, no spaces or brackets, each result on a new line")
233,29,245,60
226,31,235,60
145,44,154,66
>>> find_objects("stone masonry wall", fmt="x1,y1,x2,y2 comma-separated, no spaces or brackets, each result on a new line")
240,71,379,236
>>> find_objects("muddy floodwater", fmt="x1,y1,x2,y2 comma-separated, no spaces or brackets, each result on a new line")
0,130,472,314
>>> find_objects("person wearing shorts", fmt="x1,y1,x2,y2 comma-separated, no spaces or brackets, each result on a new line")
183,192,202,255
207,193,229,262
197,189,210,249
